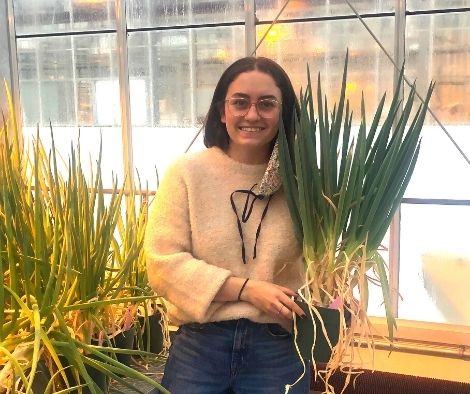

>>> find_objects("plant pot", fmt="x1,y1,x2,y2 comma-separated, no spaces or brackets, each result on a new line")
84,360,108,394
136,312,164,354
113,327,136,366
18,359,51,393
57,354,109,394
294,300,348,363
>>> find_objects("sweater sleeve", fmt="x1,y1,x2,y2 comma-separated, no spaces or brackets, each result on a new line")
144,159,232,322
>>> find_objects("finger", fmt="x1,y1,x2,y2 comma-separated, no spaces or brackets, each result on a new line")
276,303,290,319
276,285,297,297
290,301,306,317
279,295,306,317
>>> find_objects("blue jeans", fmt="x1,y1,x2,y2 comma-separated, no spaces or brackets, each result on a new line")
159,319,310,394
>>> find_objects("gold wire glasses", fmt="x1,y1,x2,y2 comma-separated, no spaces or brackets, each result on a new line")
224,97,281,118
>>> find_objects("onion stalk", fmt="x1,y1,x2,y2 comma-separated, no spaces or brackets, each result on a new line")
278,51,434,392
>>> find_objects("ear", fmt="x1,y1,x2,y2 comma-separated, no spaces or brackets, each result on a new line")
219,102,226,124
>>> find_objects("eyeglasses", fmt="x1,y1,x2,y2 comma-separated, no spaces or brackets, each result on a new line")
224,97,281,118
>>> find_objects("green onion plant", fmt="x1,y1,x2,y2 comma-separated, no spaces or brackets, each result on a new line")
278,52,434,391
0,83,168,394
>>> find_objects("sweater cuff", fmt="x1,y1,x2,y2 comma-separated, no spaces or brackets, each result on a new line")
166,264,232,322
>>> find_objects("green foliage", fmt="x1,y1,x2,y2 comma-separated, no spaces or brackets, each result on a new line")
278,51,434,341
0,83,168,393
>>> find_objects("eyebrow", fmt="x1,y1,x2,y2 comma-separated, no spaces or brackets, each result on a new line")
230,93,279,100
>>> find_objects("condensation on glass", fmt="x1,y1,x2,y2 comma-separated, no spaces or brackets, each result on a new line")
128,26,244,128
406,13,470,126
17,34,119,127
400,10,470,327
16,32,122,188
256,17,395,125
405,12,470,200
129,26,245,187
126,0,244,29
407,0,470,11
13,0,116,35
256,0,395,21
18,37,74,125
0,0,11,110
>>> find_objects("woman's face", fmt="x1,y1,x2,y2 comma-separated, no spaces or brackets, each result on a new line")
221,70,282,164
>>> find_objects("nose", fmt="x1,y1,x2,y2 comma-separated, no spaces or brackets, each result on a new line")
244,103,260,120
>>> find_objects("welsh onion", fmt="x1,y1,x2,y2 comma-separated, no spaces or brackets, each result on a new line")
278,52,434,389
0,84,168,393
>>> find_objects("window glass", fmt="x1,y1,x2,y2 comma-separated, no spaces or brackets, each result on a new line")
17,34,119,127
13,0,116,35
405,126,470,199
129,26,245,186
39,39,74,80
256,17,395,124
17,36,75,125
404,12,470,199
407,0,470,11
17,34,122,187
406,13,470,125
256,0,394,21
126,0,244,29
0,0,10,110
41,81,75,124
17,43,39,80
21,126,125,190
71,0,115,30
75,34,118,83
18,81,40,125
399,204,470,325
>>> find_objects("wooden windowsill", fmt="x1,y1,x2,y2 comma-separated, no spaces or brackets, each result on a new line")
366,317,470,349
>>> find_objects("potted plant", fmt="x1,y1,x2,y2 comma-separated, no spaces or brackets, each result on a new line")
115,182,169,360
277,52,434,392
0,84,170,394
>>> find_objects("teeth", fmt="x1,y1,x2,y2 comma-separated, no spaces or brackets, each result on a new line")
240,127,262,132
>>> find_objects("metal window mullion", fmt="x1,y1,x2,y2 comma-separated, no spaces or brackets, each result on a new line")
70,0,79,126
188,30,196,126
188,0,196,125
35,43,42,126
325,1,331,84
71,35,78,125
115,0,134,188
429,10,435,79
147,31,154,125
389,0,407,319
6,0,22,129
231,20,237,60
244,0,256,56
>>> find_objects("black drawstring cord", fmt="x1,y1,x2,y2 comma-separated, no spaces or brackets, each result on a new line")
230,184,273,264
230,192,247,263
253,195,272,259
241,184,257,222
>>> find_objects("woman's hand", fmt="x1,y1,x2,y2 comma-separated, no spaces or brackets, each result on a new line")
240,279,306,320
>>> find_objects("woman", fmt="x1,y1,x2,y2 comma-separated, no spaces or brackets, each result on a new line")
145,57,310,393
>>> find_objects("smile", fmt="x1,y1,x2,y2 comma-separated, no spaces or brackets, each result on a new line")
239,127,264,132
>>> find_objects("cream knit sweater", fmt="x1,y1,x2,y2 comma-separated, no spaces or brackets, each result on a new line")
145,147,304,326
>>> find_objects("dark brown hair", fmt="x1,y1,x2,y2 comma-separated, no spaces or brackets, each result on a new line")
204,57,299,151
